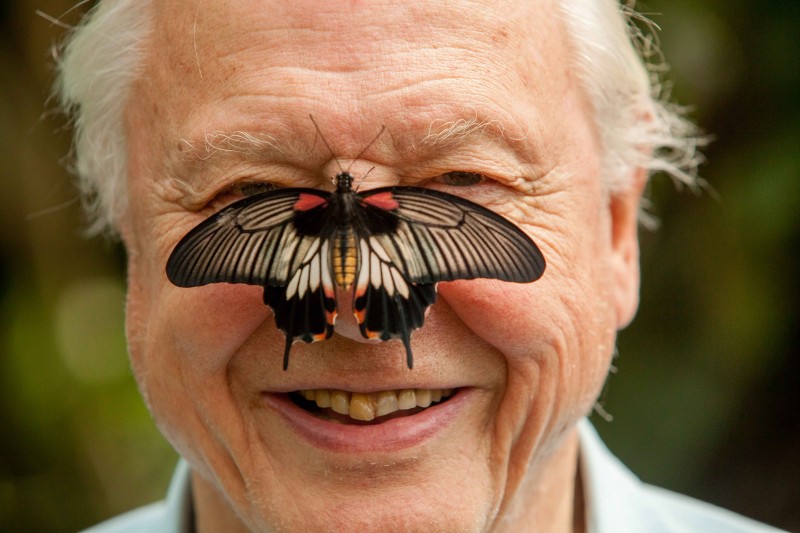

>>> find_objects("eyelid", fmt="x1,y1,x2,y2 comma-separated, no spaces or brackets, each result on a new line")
203,181,279,212
230,181,279,196
435,171,487,186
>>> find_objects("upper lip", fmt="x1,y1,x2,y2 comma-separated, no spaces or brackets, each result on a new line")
262,372,474,394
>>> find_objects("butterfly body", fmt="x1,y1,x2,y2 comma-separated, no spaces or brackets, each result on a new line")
167,172,545,370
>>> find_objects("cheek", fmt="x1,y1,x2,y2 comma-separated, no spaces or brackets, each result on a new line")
437,200,618,421
144,286,271,389
124,203,273,373
125,273,280,475
161,284,271,372
125,261,273,419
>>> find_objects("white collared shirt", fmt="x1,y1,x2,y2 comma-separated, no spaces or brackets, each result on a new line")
578,421,783,532
83,420,786,532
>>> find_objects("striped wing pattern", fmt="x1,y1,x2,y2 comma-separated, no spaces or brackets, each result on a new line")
364,187,545,285
166,189,329,287
166,189,339,370
349,187,544,368
353,236,437,368
264,239,337,369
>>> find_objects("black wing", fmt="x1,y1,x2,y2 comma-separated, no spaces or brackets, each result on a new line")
351,186,546,368
352,235,437,368
361,186,545,284
166,189,338,369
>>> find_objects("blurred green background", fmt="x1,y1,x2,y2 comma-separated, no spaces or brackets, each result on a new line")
1,0,798,531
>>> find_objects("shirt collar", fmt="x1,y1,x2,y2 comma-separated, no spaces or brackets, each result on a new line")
164,459,193,533
578,419,651,533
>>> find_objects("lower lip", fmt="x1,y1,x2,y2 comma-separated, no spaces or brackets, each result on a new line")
262,389,470,453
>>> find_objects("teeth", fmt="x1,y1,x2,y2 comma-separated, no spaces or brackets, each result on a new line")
397,389,417,410
295,388,455,421
415,388,432,408
375,390,399,417
315,389,331,408
349,392,375,421
330,390,350,415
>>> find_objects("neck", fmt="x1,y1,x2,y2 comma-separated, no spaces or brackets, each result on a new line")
192,473,249,533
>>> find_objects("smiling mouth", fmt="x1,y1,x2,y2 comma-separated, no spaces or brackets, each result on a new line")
289,388,455,425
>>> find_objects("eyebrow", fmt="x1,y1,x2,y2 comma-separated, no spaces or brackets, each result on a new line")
177,130,298,162
172,108,534,185
419,114,515,150
414,110,539,169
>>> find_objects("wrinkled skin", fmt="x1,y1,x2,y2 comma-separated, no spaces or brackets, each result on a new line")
120,0,644,531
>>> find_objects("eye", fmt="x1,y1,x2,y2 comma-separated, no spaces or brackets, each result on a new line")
436,171,486,186
207,181,279,211
233,181,279,196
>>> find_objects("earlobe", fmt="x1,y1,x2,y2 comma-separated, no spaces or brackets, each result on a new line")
609,168,647,329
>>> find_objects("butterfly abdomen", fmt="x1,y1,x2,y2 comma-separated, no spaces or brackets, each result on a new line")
333,228,358,287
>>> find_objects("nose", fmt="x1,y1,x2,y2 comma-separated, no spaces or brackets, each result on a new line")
331,285,382,345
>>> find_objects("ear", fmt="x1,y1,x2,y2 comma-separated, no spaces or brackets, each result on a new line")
609,167,647,329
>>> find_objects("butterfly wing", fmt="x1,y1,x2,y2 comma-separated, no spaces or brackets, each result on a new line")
364,186,545,283
166,189,338,368
352,235,437,368
352,186,546,367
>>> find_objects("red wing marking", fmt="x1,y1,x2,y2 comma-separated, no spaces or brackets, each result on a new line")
361,192,399,211
294,193,328,211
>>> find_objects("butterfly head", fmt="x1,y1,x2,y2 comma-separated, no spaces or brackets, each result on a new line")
335,172,354,192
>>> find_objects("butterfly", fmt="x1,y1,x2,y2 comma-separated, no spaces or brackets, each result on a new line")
166,171,545,370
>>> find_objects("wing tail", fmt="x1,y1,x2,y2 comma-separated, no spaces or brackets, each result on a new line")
264,280,336,370
353,248,437,368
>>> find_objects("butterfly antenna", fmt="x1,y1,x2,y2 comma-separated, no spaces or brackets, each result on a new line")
347,125,386,191
353,166,375,192
345,125,386,172
309,114,346,181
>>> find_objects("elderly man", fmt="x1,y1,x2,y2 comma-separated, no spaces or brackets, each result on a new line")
58,0,782,531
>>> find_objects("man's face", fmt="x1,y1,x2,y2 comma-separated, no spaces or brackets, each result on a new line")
121,0,642,530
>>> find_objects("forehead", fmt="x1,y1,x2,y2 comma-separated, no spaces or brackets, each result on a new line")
133,0,584,164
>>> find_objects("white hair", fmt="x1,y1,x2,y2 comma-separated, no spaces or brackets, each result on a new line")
56,0,701,236
56,1,154,235
559,0,702,192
